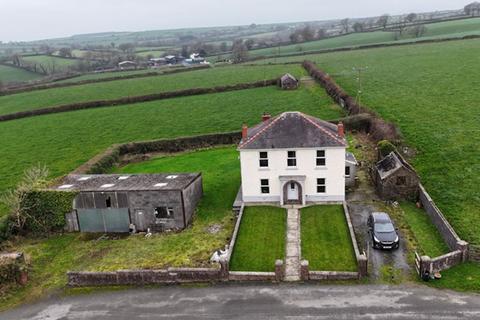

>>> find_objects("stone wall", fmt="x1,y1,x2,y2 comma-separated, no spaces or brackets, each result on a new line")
309,271,359,281
228,271,277,282
68,267,225,287
418,184,463,251
343,202,368,278
469,245,480,262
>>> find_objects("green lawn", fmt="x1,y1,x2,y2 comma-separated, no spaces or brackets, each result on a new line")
0,64,43,84
230,206,286,272
0,64,306,116
0,85,343,215
301,205,357,271
0,146,239,310
401,202,449,257
248,17,480,58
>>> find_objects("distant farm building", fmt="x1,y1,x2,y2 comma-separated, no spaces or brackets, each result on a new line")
279,73,299,90
53,173,203,233
373,151,419,200
118,60,137,69
149,57,166,67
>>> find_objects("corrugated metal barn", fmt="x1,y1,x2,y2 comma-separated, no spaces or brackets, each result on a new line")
52,173,203,233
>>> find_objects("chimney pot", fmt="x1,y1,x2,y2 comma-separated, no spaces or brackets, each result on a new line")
242,124,248,140
337,122,345,138
262,113,271,122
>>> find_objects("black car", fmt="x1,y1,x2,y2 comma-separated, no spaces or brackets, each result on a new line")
368,212,399,250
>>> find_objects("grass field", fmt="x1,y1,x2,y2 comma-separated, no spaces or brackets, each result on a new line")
0,147,239,310
301,205,357,271
56,68,159,83
426,262,480,292
0,64,43,84
0,64,306,116
0,85,343,213
21,55,78,73
258,39,480,245
229,206,286,271
136,50,166,57
248,18,480,58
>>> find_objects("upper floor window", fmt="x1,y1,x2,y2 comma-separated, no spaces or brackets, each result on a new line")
261,179,270,194
259,151,268,167
287,151,297,167
316,150,326,166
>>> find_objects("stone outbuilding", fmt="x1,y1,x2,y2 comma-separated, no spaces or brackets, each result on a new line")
52,173,203,233
279,73,299,90
374,151,419,200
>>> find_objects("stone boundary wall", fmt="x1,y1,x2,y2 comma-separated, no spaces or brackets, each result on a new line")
469,245,480,262
228,271,277,282
67,266,226,287
415,183,469,275
0,65,209,96
225,203,245,265
308,271,359,281
0,79,278,123
343,202,368,278
418,184,464,251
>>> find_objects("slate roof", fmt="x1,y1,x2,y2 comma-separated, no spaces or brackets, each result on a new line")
375,152,416,180
281,73,297,82
239,111,346,150
50,173,200,192
346,152,358,165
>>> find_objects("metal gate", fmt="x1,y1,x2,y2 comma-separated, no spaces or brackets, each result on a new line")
77,208,130,233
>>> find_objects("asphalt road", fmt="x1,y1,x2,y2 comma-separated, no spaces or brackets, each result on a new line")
1,284,480,319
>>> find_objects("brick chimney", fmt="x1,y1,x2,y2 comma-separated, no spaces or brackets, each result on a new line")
262,113,271,122
242,124,248,140
337,122,345,138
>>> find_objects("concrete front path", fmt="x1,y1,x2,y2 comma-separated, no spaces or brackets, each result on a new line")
285,207,301,281
3,284,480,319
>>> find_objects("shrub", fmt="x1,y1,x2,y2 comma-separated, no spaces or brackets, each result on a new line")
377,140,397,157
21,190,77,234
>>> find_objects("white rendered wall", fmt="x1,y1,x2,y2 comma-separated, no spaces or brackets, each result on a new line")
240,147,346,203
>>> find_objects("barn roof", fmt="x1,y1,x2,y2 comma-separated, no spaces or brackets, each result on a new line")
239,111,346,150
281,73,297,82
375,151,416,180
50,173,200,192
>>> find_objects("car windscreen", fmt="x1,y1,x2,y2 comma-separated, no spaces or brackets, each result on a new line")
374,222,395,233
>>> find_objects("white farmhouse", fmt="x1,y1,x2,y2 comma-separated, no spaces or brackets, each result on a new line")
238,111,349,206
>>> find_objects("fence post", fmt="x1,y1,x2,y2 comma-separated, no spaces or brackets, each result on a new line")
300,260,309,281
275,259,284,282
219,258,229,280
420,255,432,276
357,253,368,279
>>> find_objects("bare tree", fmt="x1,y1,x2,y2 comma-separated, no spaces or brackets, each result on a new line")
118,43,135,53
316,28,326,40
289,31,302,44
353,22,365,32
0,165,49,232
231,39,248,63
405,13,418,23
409,24,427,38
340,18,350,33
377,14,390,29
464,2,480,16
244,39,255,50
58,47,72,58
300,25,315,41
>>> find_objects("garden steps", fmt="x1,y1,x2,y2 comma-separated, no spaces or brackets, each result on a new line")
285,208,301,281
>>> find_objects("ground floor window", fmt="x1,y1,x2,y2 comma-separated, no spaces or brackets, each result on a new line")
317,178,326,193
345,166,351,177
155,207,174,219
261,179,270,194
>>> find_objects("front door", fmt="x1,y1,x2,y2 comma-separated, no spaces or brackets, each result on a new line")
287,182,299,201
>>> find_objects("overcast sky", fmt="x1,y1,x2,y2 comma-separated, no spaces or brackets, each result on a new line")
0,0,470,42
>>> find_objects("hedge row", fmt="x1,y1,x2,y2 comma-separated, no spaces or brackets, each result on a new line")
0,78,278,123
302,60,400,142
72,131,243,174
249,34,480,62
0,65,210,96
